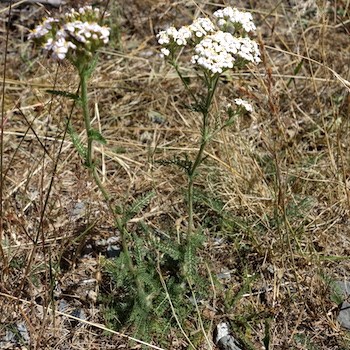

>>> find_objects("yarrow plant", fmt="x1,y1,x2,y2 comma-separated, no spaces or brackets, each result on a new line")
29,6,111,195
30,6,150,319
157,7,260,239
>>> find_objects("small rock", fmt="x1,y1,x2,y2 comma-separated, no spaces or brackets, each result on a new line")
148,110,166,124
87,290,98,303
336,280,350,329
217,336,243,350
214,322,243,350
336,281,350,297
106,245,121,258
71,201,85,218
71,308,86,321
17,322,30,343
217,270,231,281
58,299,69,312
106,236,121,258
338,301,350,330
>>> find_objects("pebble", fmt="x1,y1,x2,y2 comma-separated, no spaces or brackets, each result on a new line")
336,280,350,329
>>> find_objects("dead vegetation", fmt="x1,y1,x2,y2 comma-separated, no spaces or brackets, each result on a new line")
0,0,350,349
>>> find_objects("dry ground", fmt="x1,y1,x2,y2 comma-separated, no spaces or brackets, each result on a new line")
1,0,350,349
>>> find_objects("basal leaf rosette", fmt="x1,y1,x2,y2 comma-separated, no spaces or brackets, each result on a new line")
29,6,110,68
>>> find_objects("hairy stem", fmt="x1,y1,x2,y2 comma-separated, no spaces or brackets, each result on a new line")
186,73,220,238
80,71,93,169
79,68,147,309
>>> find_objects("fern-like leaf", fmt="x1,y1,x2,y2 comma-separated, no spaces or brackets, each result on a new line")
156,155,192,174
46,89,80,101
123,191,155,224
67,121,87,160
88,128,107,145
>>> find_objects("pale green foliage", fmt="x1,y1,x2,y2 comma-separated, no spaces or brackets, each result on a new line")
121,191,155,225
102,223,209,346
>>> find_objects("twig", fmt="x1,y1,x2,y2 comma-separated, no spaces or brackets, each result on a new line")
0,0,65,7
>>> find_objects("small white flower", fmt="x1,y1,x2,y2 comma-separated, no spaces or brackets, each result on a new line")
237,37,261,64
160,47,170,57
157,30,170,45
43,38,54,51
98,26,110,43
42,36,77,60
234,98,253,112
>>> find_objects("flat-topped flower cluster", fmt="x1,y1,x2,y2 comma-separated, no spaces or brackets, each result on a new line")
157,6,260,75
29,6,110,64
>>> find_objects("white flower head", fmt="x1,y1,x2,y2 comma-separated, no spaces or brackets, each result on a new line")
157,18,216,57
157,25,191,48
160,47,170,57
157,26,178,46
234,98,253,112
65,5,104,22
191,31,260,74
64,21,110,45
43,37,76,60
28,17,59,40
176,26,192,45
213,7,256,34
30,6,110,62
237,37,261,64
189,17,216,38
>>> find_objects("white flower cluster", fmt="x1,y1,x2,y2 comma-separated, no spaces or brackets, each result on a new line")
191,31,260,74
188,18,216,38
64,21,110,44
29,6,110,61
157,26,191,56
28,17,59,40
156,18,215,57
234,98,253,112
43,36,77,60
213,7,256,33
65,6,102,22
157,6,260,74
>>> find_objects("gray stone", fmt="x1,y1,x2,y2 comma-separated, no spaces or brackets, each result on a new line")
338,301,350,330
217,270,231,281
217,336,243,350
17,322,30,343
215,322,243,350
336,281,350,298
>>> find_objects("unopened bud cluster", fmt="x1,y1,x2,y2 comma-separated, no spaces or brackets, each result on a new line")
29,6,110,64
157,7,260,75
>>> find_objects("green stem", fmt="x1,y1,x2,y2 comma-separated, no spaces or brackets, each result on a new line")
79,69,148,309
80,71,93,169
186,73,220,237
172,60,199,107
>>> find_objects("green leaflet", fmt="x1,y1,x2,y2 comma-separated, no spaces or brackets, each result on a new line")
67,121,87,160
122,191,155,224
88,128,107,145
46,89,81,101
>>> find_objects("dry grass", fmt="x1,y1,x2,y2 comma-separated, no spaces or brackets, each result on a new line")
1,0,350,349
